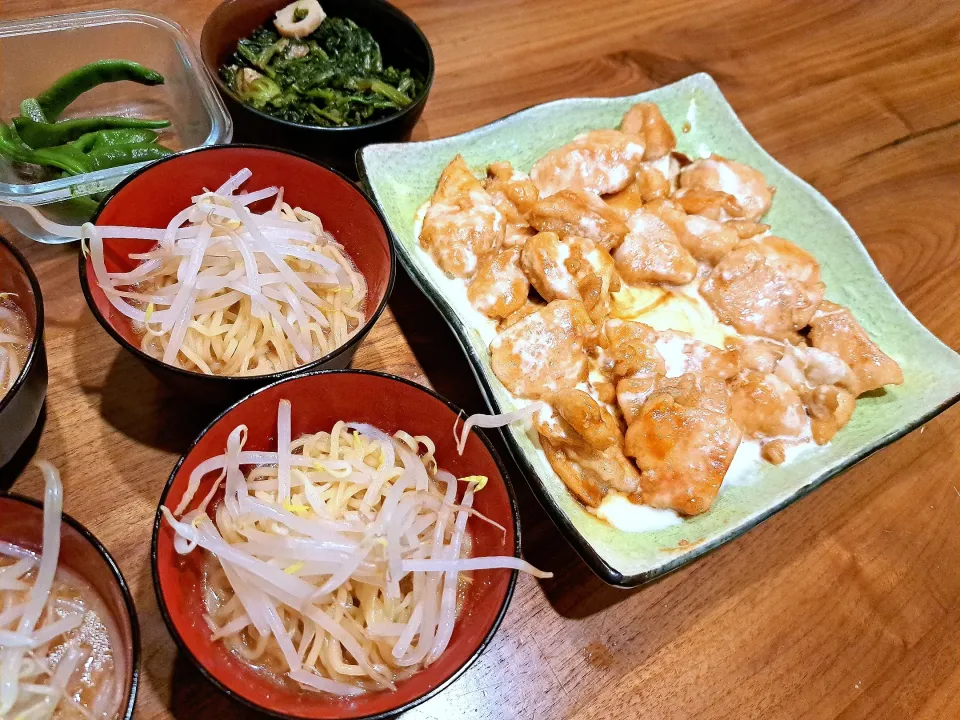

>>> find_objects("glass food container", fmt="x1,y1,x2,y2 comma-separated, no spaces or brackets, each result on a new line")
0,10,232,243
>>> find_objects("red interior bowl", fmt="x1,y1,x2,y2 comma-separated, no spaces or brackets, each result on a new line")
0,494,139,718
152,370,519,719
78,145,395,394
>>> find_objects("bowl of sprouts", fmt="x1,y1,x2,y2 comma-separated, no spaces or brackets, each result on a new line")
200,0,433,177
0,233,46,468
62,145,394,404
152,369,550,719
0,461,140,719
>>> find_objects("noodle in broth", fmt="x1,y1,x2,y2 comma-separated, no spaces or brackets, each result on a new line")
162,402,550,695
0,462,123,720
130,199,367,376
2,170,368,377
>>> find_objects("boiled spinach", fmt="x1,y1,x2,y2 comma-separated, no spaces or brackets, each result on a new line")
220,18,423,127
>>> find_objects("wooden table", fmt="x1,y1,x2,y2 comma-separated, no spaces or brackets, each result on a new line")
2,1,957,718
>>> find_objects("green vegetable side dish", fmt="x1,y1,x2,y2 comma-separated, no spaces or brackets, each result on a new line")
70,128,162,153
32,59,165,122
0,59,173,188
13,115,169,149
219,3,424,127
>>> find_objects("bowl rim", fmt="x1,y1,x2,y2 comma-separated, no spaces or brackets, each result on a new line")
199,0,435,134
0,233,44,417
77,143,397,385
0,492,141,719
150,367,521,720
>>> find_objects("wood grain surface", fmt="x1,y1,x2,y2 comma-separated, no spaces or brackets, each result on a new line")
1,1,957,718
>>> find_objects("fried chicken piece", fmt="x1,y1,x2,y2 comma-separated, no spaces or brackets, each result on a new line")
531,129,646,197
725,219,770,239
774,342,860,396
527,189,629,251
761,439,788,465
520,232,619,321
653,330,741,381
484,161,540,249
807,301,903,393
551,388,621,450
490,299,594,398
606,154,682,215
497,297,546,332
701,236,825,339
540,434,641,507
616,375,658,426
679,154,774,221
645,198,740,265
485,161,540,216
603,317,659,348
674,188,745,221
732,335,786,374
619,102,677,160
601,320,665,422
801,384,857,445
536,392,639,507
729,370,807,439
420,155,504,278
625,373,742,516
613,210,697,285
769,341,861,445
467,247,529,319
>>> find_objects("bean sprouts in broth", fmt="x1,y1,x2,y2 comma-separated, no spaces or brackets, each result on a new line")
162,401,550,695
4,169,367,376
0,462,125,720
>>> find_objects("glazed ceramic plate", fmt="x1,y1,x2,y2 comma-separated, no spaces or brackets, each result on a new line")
358,73,960,587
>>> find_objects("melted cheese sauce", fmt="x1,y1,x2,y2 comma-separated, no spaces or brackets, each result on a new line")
596,493,682,531
611,281,735,349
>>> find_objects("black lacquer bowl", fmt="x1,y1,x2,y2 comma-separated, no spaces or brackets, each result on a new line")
0,234,46,468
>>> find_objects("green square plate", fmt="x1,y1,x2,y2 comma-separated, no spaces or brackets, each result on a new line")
358,73,960,587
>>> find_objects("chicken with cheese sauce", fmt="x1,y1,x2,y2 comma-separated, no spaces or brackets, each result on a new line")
416,101,903,525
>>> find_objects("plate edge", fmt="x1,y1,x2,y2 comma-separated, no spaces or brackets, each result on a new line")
357,75,960,587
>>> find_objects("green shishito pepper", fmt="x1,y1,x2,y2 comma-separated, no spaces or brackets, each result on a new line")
85,143,172,171
34,59,165,122
18,98,47,123
13,115,170,149
71,128,160,152
0,59,172,188
0,123,91,175
0,121,172,176
59,195,102,216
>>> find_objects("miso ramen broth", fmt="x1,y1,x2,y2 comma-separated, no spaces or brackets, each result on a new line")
0,462,126,720
0,295,30,399
161,403,550,696
200,533,475,691
0,555,124,720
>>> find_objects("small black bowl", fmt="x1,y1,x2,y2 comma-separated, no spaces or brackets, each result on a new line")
201,0,434,179
0,235,46,468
